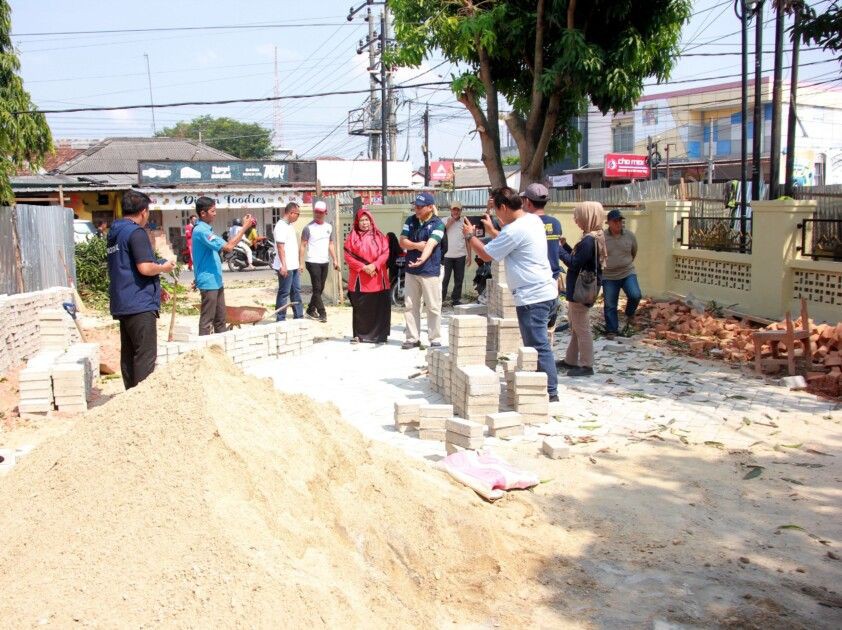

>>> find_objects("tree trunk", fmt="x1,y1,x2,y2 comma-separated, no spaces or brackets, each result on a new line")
457,89,506,189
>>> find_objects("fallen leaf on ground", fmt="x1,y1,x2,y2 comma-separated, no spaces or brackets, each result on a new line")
704,441,725,449
743,466,764,480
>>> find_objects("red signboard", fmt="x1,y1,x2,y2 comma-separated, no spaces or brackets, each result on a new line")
429,160,454,182
603,153,650,179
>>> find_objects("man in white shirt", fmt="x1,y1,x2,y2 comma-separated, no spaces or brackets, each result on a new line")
272,202,303,321
299,200,339,323
462,187,559,401
441,200,471,306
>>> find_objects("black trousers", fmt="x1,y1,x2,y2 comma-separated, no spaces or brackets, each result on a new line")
118,311,158,390
442,256,466,304
305,262,329,318
199,288,227,335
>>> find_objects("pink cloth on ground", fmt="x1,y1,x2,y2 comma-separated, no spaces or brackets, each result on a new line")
439,451,539,492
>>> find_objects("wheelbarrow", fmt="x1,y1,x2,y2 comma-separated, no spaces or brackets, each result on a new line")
225,302,300,330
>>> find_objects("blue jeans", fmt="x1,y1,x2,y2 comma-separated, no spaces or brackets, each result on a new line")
602,274,642,333
276,269,303,321
515,298,559,397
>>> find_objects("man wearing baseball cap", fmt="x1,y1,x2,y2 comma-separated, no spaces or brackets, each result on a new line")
299,200,339,323
402,191,446,349
441,200,471,306
602,208,640,338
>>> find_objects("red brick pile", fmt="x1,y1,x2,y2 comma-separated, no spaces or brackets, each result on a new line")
639,300,842,397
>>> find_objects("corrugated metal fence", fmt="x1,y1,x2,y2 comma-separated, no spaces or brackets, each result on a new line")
0,205,75,295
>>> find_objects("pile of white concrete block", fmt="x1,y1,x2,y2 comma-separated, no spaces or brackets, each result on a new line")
393,400,421,433
427,348,452,398
156,320,314,368
448,315,488,367
0,287,76,374
445,417,484,454
511,371,549,425
418,403,452,442
18,343,99,414
18,350,62,414
452,364,499,423
486,260,518,319
38,308,76,350
485,411,524,439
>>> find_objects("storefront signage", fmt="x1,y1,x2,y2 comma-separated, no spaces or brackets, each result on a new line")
138,160,316,186
146,190,302,211
429,160,454,182
603,153,650,179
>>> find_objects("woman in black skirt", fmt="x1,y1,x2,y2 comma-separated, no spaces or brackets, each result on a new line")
344,209,392,343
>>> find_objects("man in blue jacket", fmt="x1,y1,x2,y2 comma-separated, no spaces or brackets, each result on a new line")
107,190,175,389
401,192,446,349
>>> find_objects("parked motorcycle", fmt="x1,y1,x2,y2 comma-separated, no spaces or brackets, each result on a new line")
390,252,406,307
221,237,275,272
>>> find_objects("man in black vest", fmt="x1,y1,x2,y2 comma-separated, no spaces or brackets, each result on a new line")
107,190,175,389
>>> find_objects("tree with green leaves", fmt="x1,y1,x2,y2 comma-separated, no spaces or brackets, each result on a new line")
390,0,691,189
795,0,841,64
157,115,273,159
0,0,53,205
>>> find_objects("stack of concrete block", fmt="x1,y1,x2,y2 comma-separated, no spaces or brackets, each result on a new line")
487,316,523,361
485,411,524,439
487,260,518,319
52,344,99,413
452,364,499,422
170,323,193,342
449,315,488,368
512,371,549,425
0,287,75,373
453,304,488,316
156,320,315,368
517,346,538,371
17,350,62,414
393,400,421,433
445,417,484,453
38,308,75,350
418,403,453,441
426,348,452,398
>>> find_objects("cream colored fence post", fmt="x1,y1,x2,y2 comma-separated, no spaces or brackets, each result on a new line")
645,200,690,297
751,199,816,319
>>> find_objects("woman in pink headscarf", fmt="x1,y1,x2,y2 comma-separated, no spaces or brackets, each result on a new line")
558,201,607,377
344,208,391,343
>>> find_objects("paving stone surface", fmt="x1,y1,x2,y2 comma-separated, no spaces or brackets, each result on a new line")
247,320,841,460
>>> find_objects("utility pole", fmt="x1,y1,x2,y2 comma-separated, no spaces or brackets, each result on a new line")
423,105,430,186
379,9,388,201
768,3,785,199
367,8,379,160
751,1,764,201
739,0,749,252
144,53,156,135
785,6,802,197
385,8,397,160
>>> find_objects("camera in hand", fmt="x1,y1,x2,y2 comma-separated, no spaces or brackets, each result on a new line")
467,215,486,238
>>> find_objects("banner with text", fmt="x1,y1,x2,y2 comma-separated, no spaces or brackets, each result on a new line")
138,160,316,186
603,153,650,180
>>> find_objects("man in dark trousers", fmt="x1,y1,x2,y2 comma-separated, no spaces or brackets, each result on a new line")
107,190,175,389
192,196,254,335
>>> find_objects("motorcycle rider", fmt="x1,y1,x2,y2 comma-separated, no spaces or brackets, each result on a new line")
230,218,255,270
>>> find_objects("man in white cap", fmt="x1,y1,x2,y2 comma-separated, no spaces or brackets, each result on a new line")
441,200,471,306
299,200,339,323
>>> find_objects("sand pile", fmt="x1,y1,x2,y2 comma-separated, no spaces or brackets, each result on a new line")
0,347,561,627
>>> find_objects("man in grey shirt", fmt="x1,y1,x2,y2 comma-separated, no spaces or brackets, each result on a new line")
602,209,641,339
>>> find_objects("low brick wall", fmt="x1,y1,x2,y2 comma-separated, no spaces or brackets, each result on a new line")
0,287,76,375
156,320,315,368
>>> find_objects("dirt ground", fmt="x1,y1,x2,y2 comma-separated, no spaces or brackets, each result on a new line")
1,282,840,627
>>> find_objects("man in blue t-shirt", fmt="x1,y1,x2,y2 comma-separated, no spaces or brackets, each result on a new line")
191,196,255,335
107,190,175,389
401,192,446,349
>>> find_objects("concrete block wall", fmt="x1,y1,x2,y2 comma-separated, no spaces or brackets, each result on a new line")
0,287,77,375
156,320,315,368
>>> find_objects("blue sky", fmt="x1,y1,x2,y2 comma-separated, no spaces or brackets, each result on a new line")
9,0,840,169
